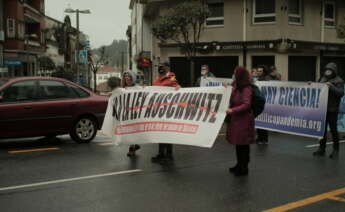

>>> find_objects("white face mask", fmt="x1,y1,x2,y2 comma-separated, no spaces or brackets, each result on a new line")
325,70,333,77
232,74,236,81
201,71,207,76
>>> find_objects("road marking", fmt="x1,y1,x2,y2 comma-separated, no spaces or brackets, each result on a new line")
8,147,61,154
97,142,114,146
263,187,345,212
305,140,345,148
0,169,142,192
328,196,345,202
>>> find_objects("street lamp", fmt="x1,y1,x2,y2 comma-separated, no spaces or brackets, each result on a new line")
65,7,91,83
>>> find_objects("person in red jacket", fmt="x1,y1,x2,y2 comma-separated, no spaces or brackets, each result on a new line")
151,62,180,163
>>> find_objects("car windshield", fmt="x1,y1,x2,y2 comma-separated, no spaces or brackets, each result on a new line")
0,80,8,87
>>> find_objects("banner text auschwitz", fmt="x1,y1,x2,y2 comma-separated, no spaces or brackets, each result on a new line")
112,91,224,123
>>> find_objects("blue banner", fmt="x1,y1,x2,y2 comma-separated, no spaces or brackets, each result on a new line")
337,86,345,132
201,78,329,139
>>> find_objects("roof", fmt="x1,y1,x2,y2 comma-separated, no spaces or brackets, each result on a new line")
97,66,120,74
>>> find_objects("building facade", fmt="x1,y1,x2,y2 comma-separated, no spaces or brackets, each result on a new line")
38,15,64,76
4,0,45,77
130,0,345,87
0,0,5,76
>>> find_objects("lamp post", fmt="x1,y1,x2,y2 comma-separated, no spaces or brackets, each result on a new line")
65,8,91,83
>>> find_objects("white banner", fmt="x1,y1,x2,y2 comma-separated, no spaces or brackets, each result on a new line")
102,86,232,148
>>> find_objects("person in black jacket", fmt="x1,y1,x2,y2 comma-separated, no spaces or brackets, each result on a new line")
256,65,270,144
313,62,345,158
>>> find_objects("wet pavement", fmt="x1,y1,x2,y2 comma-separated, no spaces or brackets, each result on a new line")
0,131,344,212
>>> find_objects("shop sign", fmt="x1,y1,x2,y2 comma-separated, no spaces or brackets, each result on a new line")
4,59,22,67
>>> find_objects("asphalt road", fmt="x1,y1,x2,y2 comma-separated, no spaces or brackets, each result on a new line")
0,131,345,212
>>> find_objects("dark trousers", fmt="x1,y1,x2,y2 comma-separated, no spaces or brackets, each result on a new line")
257,129,268,141
159,143,173,156
320,112,339,150
236,145,250,168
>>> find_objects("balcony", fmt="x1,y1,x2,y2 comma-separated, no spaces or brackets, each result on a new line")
24,0,44,13
24,6,44,29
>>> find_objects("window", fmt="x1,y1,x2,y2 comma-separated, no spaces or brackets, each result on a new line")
253,0,276,24
17,22,25,39
40,0,45,13
288,0,303,24
38,80,78,100
2,80,36,103
324,1,335,27
6,19,16,38
68,84,90,98
0,80,8,87
206,0,224,26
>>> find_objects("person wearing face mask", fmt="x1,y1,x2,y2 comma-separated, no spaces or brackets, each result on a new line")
313,62,344,158
151,62,181,164
195,65,215,86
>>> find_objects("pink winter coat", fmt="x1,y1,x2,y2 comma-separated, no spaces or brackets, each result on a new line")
226,85,256,145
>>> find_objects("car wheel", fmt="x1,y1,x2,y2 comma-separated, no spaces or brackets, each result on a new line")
70,116,97,143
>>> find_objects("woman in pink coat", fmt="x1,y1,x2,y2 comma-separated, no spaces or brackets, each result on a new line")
226,66,255,176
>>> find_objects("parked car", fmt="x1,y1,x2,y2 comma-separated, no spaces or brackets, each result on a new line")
0,77,108,143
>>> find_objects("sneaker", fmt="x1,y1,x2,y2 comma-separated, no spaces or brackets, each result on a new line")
329,150,339,159
262,140,268,145
151,154,165,163
313,149,325,156
229,164,239,173
233,167,248,176
159,155,174,164
256,139,263,144
134,144,141,151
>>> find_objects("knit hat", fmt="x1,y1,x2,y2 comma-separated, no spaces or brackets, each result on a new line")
324,62,338,74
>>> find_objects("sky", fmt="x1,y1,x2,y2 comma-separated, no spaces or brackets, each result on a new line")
45,0,131,48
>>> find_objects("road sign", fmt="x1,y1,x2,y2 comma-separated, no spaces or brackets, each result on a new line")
79,50,88,64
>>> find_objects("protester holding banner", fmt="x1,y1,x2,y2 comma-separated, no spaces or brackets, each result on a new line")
256,65,271,144
269,66,282,81
195,65,215,86
122,70,141,157
151,62,181,163
226,66,255,176
313,62,344,158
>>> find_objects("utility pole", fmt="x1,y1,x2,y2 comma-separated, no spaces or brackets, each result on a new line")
121,51,125,74
76,10,80,83
65,8,91,83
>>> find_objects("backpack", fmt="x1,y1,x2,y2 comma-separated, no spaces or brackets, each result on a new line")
251,84,265,117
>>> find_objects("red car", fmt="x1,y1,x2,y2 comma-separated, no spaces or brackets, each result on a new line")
0,77,108,143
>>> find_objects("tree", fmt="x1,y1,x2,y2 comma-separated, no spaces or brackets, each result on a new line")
52,66,74,81
151,0,210,85
38,56,56,73
107,76,121,90
89,46,108,92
